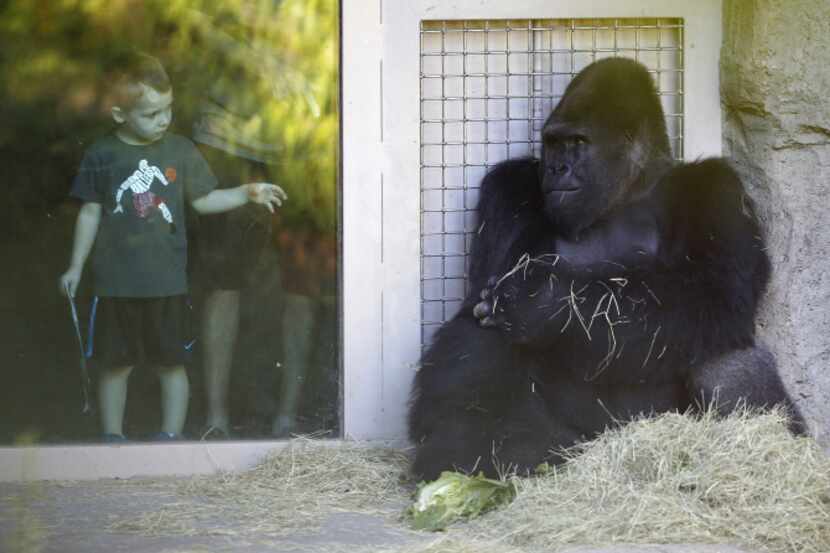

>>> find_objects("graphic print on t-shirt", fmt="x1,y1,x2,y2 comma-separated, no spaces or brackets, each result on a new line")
113,159,174,224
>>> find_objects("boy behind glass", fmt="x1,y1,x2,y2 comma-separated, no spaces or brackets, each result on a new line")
59,52,286,441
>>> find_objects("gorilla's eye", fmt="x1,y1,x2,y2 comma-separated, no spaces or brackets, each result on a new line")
573,136,589,146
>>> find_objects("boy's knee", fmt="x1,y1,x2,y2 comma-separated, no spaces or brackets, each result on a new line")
156,364,186,375
102,365,133,378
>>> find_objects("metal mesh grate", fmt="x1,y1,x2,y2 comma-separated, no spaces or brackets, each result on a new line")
420,18,684,347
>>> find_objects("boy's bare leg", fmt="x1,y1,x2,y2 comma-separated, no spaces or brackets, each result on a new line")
158,365,190,435
202,289,240,434
99,365,133,436
273,293,314,436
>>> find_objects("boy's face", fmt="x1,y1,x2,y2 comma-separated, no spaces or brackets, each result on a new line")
112,83,173,145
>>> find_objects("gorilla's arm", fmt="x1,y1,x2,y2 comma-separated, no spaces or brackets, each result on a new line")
479,159,769,368
466,158,549,299
653,159,770,361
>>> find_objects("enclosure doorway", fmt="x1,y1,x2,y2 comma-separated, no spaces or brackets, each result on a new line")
342,0,723,442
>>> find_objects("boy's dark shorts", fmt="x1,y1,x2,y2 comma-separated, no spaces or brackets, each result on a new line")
87,296,194,371
193,143,273,291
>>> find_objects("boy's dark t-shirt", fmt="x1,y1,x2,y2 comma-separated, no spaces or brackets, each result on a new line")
71,133,217,297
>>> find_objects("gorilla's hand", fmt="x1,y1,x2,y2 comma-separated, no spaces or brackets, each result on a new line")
472,260,570,345
473,276,505,328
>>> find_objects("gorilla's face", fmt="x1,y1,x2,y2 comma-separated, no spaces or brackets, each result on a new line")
540,116,629,238
539,58,673,239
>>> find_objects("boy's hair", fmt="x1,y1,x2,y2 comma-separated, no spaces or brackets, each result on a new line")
110,51,171,109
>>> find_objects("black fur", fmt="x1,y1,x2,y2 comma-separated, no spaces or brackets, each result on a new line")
408,58,805,481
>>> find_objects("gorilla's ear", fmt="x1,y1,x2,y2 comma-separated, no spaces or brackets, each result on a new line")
628,126,648,170
627,123,674,195
629,123,663,167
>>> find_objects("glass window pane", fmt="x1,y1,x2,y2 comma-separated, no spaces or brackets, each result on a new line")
0,0,340,444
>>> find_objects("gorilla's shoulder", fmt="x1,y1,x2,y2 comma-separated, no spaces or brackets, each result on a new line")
479,157,542,209
658,158,754,233
657,157,769,288
661,158,743,199
484,157,540,180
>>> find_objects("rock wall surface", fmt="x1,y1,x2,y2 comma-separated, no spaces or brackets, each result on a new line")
722,0,830,444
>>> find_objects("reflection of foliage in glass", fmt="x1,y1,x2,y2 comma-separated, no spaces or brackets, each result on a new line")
168,0,339,232
0,0,338,232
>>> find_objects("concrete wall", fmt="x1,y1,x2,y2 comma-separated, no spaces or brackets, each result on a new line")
722,0,830,445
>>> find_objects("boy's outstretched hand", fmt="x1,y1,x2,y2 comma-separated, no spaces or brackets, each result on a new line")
246,183,288,213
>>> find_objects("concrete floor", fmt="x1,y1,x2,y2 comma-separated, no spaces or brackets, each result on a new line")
0,478,420,553
0,479,760,553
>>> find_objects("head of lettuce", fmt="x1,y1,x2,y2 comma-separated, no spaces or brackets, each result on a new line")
406,471,517,531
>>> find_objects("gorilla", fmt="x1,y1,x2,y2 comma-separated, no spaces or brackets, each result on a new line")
408,58,806,481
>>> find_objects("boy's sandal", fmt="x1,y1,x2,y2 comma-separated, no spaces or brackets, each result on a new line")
102,433,127,443
150,431,182,441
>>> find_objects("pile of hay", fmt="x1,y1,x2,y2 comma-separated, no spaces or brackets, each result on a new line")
467,408,830,553
111,439,411,538
112,409,830,553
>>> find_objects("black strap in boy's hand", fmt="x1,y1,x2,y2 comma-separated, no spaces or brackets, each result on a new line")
64,282,92,415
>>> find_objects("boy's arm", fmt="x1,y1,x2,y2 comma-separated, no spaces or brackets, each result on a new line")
191,183,287,215
60,202,102,297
